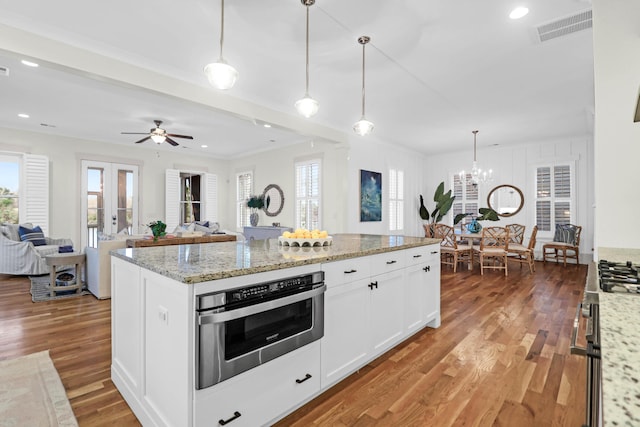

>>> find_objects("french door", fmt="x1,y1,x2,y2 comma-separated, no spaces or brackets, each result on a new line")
81,160,139,248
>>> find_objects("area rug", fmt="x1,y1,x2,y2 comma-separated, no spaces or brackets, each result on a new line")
29,273,91,303
0,350,78,426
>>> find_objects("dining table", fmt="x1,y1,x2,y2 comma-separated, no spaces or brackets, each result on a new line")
453,230,482,270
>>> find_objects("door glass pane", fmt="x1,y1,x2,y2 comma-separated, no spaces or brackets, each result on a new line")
0,159,19,224
116,169,133,234
87,168,104,246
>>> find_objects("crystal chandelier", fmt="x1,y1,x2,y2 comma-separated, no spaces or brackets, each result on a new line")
459,130,493,186
353,36,374,136
295,0,319,118
203,0,238,90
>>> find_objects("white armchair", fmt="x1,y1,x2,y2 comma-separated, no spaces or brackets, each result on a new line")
0,223,73,275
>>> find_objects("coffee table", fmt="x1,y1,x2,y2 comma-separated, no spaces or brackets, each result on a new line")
45,252,86,297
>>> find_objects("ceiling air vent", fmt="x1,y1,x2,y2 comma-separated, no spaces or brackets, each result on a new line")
0,66,9,77
536,9,592,42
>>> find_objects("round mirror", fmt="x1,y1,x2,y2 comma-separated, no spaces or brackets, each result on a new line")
262,184,285,217
487,184,524,217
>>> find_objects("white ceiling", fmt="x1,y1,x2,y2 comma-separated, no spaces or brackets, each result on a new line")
0,0,594,159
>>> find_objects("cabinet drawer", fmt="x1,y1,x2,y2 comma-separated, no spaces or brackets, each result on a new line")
405,244,440,266
195,341,320,427
322,257,371,288
370,251,406,276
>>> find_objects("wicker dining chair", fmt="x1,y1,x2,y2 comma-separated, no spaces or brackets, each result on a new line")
476,226,510,276
542,224,582,266
505,223,526,245
508,225,538,273
433,223,473,273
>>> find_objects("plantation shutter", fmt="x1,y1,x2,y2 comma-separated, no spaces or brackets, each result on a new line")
22,154,49,235
389,169,404,231
236,172,252,228
535,164,572,232
203,173,218,223
295,160,321,230
165,169,180,230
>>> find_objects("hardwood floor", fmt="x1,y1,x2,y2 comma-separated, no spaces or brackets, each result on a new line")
0,261,587,426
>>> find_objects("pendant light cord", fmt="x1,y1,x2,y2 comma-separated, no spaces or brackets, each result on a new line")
305,5,310,95
361,41,366,116
219,0,225,59
473,130,478,162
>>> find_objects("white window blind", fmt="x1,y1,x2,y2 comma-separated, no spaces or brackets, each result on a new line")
165,169,181,230
22,154,49,235
535,164,573,232
236,172,252,228
203,173,218,223
389,168,404,232
295,159,321,230
451,174,478,227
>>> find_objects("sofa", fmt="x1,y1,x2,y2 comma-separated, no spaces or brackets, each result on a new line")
0,223,74,275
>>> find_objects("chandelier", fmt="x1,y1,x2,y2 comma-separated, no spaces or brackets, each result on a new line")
295,0,319,118
353,36,374,136
204,0,238,90
459,130,493,186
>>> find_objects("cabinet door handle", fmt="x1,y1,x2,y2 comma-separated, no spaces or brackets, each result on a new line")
386,260,397,265
413,254,422,258
295,373,312,384
423,266,430,272
344,269,357,274
219,411,242,425
368,283,374,290
370,281,378,289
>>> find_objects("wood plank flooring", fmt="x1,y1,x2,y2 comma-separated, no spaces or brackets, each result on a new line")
0,260,587,426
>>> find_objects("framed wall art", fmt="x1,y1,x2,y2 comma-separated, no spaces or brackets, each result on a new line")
360,169,382,222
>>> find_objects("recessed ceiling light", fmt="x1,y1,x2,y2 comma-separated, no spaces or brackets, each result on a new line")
201,145,208,148
18,113,29,118
263,123,272,128
509,6,529,19
21,60,39,67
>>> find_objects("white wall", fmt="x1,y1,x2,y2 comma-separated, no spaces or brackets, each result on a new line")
0,127,231,246
421,136,594,261
593,0,640,251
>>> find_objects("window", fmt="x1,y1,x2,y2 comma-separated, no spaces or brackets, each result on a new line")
535,164,573,232
295,159,321,230
180,173,201,224
389,168,404,232
0,155,19,224
236,171,252,228
452,174,478,226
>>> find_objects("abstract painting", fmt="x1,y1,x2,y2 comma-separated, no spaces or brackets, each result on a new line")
360,169,382,222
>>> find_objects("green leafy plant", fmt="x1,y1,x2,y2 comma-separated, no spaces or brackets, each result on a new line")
147,220,167,241
246,195,266,211
453,207,500,225
419,182,455,237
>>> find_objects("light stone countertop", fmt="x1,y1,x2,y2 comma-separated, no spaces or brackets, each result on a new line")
111,233,440,284
591,248,640,427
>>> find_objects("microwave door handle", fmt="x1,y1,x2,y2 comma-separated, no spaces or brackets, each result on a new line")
570,302,588,356
199,284,326,325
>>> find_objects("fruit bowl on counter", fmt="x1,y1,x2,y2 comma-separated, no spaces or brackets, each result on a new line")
278,229,332,247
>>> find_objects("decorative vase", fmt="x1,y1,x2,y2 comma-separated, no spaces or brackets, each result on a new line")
250,212,259,227
467,218,482,233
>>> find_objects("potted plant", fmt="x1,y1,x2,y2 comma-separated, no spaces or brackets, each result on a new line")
419,181,455,237
147,220,167,241
247,195,266,227
453,207,499,233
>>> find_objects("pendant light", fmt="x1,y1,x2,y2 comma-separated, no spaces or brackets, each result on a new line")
295,0,319,118
204,0,238,90
459,130,493,186
353,36,374,136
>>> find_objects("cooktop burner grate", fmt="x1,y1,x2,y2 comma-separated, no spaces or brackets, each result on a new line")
598,260,640,293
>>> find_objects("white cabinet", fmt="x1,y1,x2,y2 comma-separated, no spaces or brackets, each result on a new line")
195,341,320,427
404,245,441,335
320,245,439,390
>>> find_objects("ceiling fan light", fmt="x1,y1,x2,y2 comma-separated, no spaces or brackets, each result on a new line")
353,117,374,136
150,134,166,144
295,95,319,118
509,7,529,19
204,60,238,90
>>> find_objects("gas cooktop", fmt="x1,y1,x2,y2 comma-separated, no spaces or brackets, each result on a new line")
598,260,640,294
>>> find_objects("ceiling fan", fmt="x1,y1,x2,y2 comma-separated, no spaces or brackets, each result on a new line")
121,120,193,146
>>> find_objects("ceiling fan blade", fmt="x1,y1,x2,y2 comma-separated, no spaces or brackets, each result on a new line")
121,132,149,135
166,134,193,139
165,137,180,146
134,136,151,144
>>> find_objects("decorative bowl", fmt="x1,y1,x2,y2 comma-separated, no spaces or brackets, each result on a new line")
56,272,76,287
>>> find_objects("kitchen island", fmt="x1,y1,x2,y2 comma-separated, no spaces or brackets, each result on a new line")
110,234,441,427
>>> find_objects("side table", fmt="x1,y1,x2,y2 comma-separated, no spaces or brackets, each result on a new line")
45,252,86,297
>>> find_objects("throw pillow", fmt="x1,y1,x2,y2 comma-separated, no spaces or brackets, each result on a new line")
18,225,47,246
195,220,209,228
553,224,577,245
193,223,211,234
